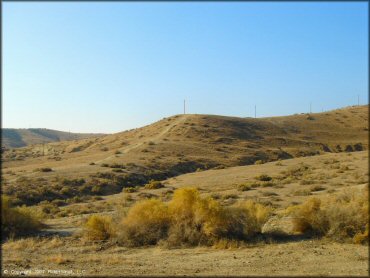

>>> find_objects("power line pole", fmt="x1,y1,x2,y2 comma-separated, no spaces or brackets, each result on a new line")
358,95,360,106
42,142,45,156
183,99,186,114
310,102,312,114
254,105,256,118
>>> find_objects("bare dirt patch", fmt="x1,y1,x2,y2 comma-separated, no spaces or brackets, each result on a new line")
2,237,367,276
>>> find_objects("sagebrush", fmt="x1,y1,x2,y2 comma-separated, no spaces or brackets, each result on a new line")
286,187,368,243
2,195,43,238
118,187,272,247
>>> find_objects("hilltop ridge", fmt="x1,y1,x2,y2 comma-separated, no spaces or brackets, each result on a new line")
2,105,367,178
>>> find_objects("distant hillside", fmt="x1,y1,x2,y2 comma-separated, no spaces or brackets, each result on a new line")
2,104,368,172
1,105,368,206
2,128,105,148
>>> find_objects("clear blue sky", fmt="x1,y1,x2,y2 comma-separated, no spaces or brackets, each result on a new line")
3,2,368,133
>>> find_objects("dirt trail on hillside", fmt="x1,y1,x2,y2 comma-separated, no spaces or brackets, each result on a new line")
122,114,190,153
95,114,190,164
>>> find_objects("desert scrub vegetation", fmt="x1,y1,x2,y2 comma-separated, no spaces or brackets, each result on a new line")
123,187,138,193
279,163,311,179
83,215,116,240
255,174,272,181
285,187,368,243
237,180,276,191
2,195,43,238
93,188,273,247
3,236,64,252
299,179,316,185
237,183,256,191
309,185,326,192
3,176,99,206
46,254,71,265
3,172,152,206
34,167,53,172
107,163,126,169
292,189,312,196
119,198,170,246
144,180,164,189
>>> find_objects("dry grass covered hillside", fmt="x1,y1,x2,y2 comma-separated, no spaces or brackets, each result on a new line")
2,128,104,149
1,105,368,276
1,105,368,207
1,150,368,276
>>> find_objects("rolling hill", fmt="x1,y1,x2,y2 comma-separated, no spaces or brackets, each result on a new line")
1,105,368,206
1,105,369,277
1,128,105,149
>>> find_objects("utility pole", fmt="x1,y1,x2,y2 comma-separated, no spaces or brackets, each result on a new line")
358,95,360,106
254,105,256,118
42,142,45,156
183,99,186,114
310,102,312,114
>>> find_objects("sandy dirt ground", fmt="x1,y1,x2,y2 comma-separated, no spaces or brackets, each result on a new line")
2,237,368,276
